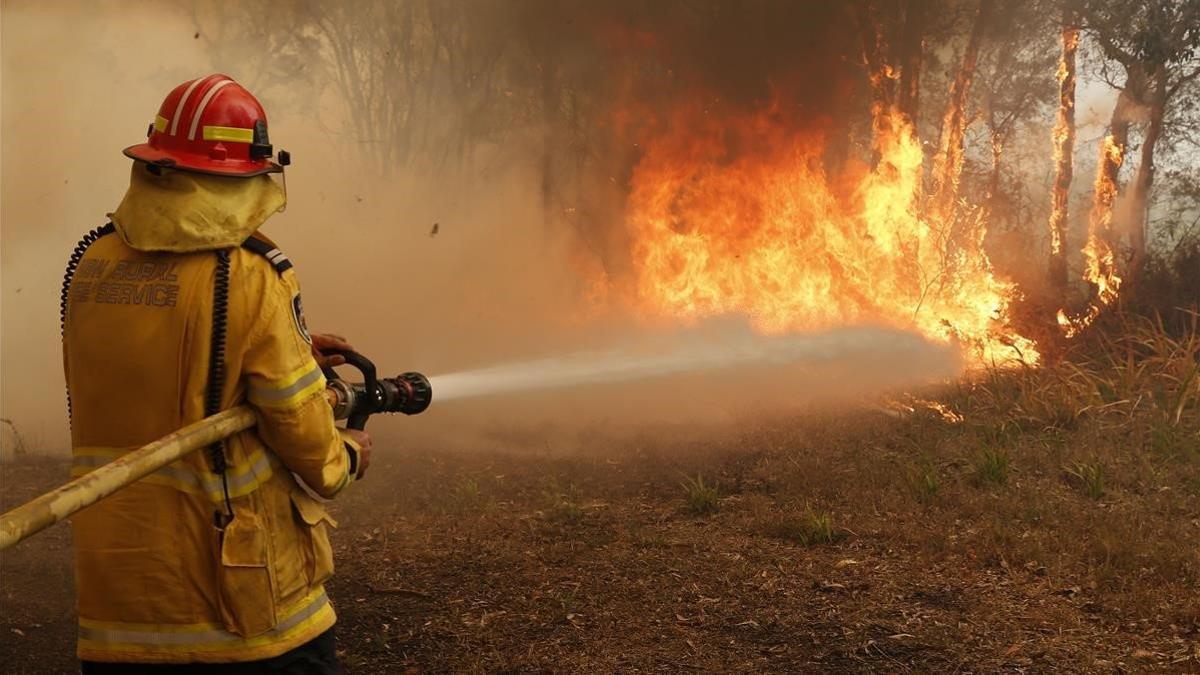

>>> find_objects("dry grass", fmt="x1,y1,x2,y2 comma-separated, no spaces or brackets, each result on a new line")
974,446,1011,486
2,310,1198,672
754,501,839,546
961,311,1199,436
1064,460,1105,500
680,473,720,514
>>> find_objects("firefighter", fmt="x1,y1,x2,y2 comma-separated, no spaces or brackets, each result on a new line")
61,74,370,673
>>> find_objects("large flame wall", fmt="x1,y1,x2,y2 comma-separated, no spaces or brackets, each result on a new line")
622,104,1036,366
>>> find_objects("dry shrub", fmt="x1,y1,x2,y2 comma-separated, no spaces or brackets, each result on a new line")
755,502,839,546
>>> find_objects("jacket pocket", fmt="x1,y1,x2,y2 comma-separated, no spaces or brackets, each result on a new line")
218,513,278,637
289,489,338,586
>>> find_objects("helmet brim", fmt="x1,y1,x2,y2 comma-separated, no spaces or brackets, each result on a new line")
124,144,281,177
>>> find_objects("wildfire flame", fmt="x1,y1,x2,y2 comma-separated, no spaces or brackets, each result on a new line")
1057,134,1124,337
1047,27,1078,260
885,395,965,423
1048,121,1069,258
1055,30,1079,88
622,102,1036,367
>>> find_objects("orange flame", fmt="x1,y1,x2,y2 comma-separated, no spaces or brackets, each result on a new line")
1055,30,1079,86
1058,134,1124,337
886,395,965,423
622,103,1036,367
1048,26,1078,259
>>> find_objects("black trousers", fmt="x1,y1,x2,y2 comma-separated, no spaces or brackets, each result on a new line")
80,628,341,675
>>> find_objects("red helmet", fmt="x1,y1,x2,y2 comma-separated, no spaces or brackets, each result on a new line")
124,74,289,177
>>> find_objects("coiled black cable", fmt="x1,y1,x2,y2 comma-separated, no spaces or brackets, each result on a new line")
60,223,115,337
204,250,231,424
206,250,234,524
60,223,115,420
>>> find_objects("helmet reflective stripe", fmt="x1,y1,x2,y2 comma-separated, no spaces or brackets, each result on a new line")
187,79,234,141
202,126,255,143
169,76,209,136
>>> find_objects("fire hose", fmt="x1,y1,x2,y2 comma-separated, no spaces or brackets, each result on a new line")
0,350,431,551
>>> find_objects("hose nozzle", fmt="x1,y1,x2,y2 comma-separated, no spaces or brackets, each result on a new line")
322,350,432,429
381,372,432,415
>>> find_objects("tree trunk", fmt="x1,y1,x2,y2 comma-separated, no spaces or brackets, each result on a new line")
1047,19,1078,289
1127,63,1167,283
1080,79,1138,313
856,0,897,125
1090,67,1143,268
986,131,1003,213
896,0,927,133
930,0,994,221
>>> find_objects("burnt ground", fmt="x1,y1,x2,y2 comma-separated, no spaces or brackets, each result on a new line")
3,410,1200,673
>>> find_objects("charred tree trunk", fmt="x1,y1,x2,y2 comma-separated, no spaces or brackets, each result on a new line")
1098,93,1132,226
857,0,897,124
1090,66,1143,279
1047,19,1078,290
930,0,994,221
896,0,927,133
1127,64,1167,284
1081,83,1137,313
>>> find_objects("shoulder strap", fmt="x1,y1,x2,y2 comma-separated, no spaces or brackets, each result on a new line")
241,235,293,274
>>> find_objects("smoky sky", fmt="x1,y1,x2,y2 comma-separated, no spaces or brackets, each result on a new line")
636,1,861,113
496,0,865,132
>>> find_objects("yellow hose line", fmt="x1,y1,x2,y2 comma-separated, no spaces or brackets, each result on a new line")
0,407,257,551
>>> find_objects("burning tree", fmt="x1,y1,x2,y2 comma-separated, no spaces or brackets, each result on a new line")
856,0,930,139
1083,0,1200,284
1055,0,1200,333
928,0,995,223
1048,11,1080,290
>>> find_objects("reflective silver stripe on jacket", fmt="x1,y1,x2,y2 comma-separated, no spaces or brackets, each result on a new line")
71,449,273,500
78,591,329,646
247,366,324,404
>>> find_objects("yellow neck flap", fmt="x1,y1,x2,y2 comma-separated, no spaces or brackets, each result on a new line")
110,163,286,253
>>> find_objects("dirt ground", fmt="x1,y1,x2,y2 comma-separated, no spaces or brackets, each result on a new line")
2,407,1199,673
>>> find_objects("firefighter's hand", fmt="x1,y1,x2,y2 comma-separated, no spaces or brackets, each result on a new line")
343,428,373,480
311,333,354,368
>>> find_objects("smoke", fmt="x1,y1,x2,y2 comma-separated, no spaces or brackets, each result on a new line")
2,1,961,456
1,1,210,450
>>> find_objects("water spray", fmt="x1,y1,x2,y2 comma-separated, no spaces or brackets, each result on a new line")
429,325,957,403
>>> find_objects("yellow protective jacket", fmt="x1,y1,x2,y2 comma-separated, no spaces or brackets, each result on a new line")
62,165,355,663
